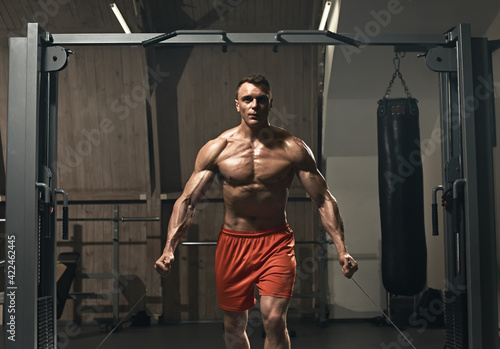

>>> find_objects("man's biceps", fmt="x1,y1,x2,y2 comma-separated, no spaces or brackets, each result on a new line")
299,170,322,185
297,168,311,179
201,176,216,193
195,170,217,192
184,171,211,193
303,175,329,198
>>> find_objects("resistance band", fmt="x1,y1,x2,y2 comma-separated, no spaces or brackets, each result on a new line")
95,275,162,349
351,277,417,349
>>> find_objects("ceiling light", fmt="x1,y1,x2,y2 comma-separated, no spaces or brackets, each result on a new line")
319,1,332,31
110,3,131,34
319,0,342,32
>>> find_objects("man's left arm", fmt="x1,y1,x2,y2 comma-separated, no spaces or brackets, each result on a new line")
292,138,358,278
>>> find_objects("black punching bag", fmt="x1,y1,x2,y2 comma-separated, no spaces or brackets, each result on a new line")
377,96,427,296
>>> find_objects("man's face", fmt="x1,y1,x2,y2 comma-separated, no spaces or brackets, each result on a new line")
235,82,273,128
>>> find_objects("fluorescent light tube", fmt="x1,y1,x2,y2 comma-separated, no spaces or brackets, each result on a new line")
110,3,132,34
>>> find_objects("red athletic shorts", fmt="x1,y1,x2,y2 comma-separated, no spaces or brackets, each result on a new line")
215,223,296,312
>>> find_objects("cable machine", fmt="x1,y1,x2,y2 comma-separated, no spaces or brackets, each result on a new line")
3,23,497,348
427,28,498,347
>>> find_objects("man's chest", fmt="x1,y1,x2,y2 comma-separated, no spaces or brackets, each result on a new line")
217,142,293,185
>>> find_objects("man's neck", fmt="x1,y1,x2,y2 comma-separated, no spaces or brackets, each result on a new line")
238,120,272,142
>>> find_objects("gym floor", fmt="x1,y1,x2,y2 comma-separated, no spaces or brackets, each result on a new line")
53,318,446,348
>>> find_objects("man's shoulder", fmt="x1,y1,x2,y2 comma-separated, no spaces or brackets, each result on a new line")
196,133,232,170
277,129,309,154
278,131,315,164
199,137,228,158
269,125,299,145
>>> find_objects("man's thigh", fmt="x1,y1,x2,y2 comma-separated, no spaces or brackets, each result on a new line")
259,295,291,319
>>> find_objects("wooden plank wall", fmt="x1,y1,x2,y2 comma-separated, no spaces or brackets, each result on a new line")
157,44,322,321
54,46,162,322
0,40,323,323
56,46,150,197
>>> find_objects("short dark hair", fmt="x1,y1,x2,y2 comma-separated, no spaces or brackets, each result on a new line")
235,74,271,99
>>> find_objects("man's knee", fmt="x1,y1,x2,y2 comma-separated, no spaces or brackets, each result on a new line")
262,311,286,330
224,313,250,348
225,319,247,334
224,312,248,334
261,298,288,321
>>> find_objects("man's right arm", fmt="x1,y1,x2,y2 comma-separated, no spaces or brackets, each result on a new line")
155,138,227,277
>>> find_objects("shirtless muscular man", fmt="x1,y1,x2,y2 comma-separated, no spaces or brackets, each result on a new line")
155,74,358,349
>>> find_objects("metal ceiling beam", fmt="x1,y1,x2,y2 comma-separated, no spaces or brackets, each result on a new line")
50,31,447,47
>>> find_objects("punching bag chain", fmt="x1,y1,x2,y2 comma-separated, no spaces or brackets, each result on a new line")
383,52,412,99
